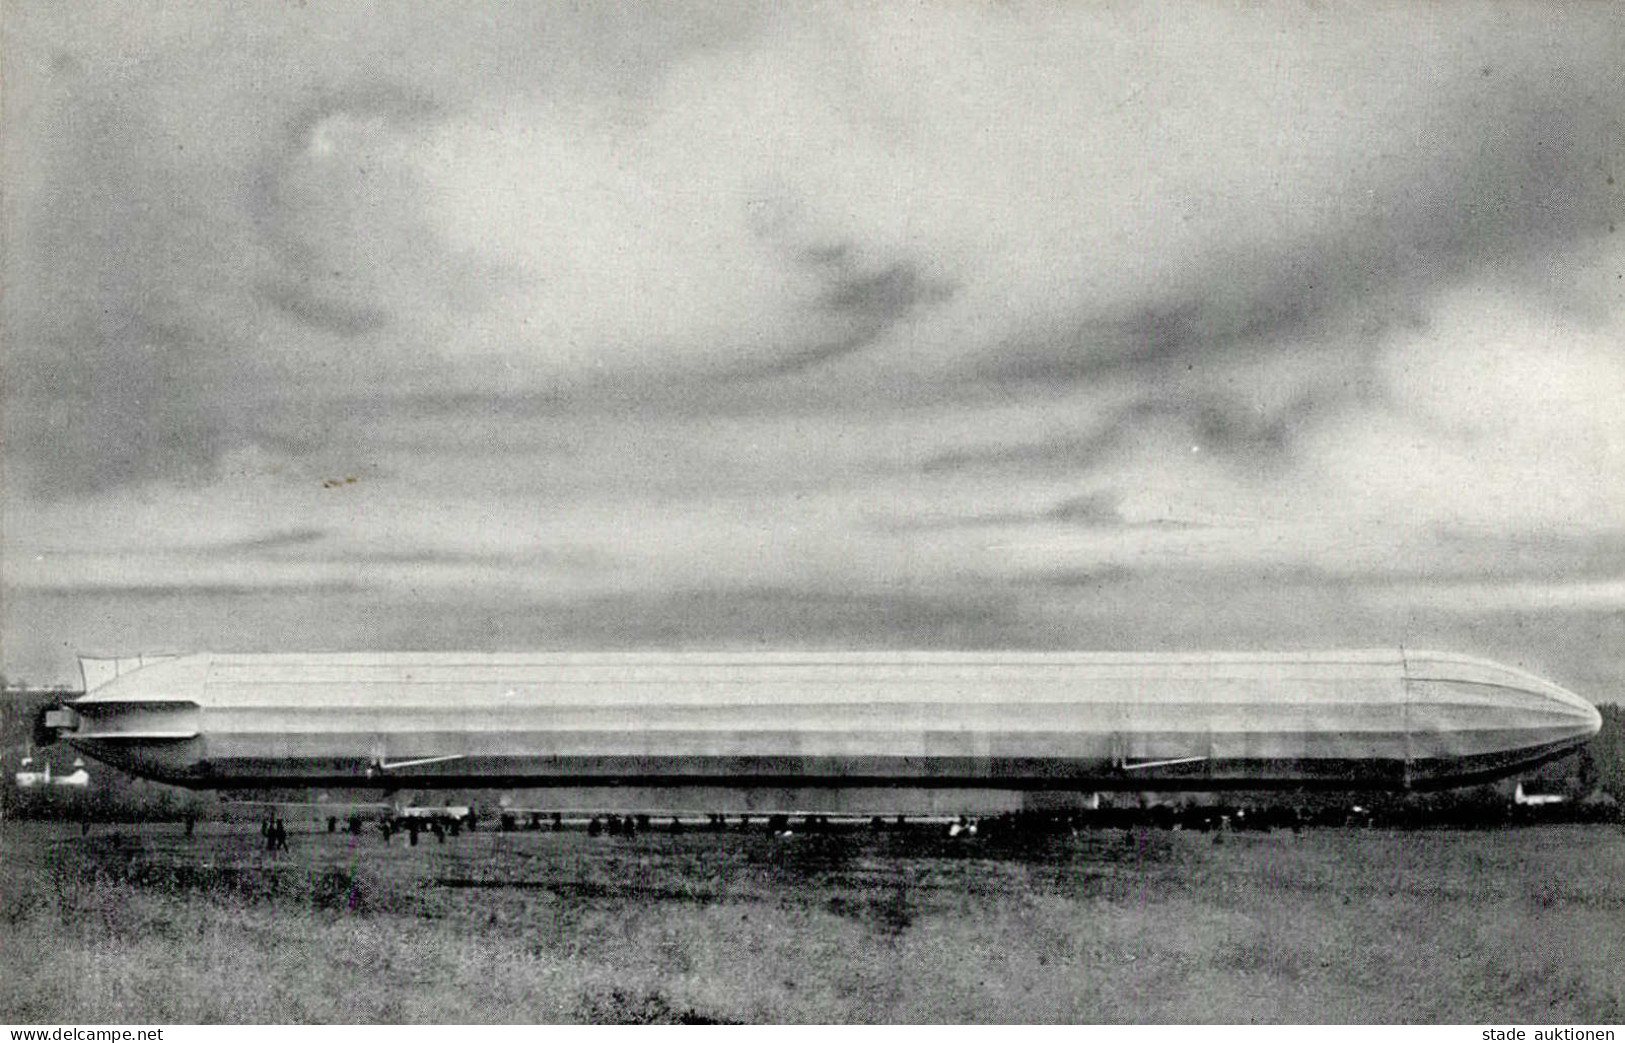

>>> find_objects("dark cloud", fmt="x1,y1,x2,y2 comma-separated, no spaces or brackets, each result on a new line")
29,582,364,598
917,424,1129,477
256,279,391,337
1045,492,1134,527
881,488,1214,534
1030,566,1141,589
370,586,1044,652
10,3,1620,497
346,549,601,569
980,64,1623,396
1027,533,1625,589
942,83,1623,479
3,65,254,493
185,525,605,571
3,4,770,494
206,528,328,555
0,581,1045,684
749,261,956,376
732,202,960,378
248,85,448,335
7,316,232,493
1408,527,1625,584
5,5,1625,698
818,262,950,323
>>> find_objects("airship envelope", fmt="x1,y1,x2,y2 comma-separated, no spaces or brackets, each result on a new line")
43,650,1601,808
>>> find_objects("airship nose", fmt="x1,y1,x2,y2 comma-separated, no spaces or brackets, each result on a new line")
1576,694,1603,738
1511,675,1602,751
1530,672,1603,739
1403,653,1602,780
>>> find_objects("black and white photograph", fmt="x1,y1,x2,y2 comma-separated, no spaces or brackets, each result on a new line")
3,0,1623,1027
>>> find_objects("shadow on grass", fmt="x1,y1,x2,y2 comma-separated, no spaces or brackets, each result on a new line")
574,986,740,1025
433,878,721,905
825,886,914,937
49,836,392,916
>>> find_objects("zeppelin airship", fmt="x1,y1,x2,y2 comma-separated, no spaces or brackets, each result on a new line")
41,649,1601,814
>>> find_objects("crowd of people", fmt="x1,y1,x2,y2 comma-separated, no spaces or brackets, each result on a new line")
227,788,1618,853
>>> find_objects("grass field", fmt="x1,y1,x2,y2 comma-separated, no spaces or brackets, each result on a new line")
2,818,1622,1023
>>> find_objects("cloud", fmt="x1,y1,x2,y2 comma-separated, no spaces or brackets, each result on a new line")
208,528,328,556
255,280,392,338
1357,580,1625,615
741,259,957,377
5,2,1625,683
1298,280,1625,536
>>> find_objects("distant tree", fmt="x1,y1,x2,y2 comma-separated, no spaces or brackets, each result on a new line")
1588,704,1625,803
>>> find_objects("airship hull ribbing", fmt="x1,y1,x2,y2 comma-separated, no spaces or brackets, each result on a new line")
45,651,1601,801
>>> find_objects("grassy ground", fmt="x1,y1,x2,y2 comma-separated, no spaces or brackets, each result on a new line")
2,819,1622,1023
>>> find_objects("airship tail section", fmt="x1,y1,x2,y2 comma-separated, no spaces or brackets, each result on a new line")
44,655,204,784
78,654,184,694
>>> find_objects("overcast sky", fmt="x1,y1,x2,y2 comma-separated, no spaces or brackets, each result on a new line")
4,1,1623,692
